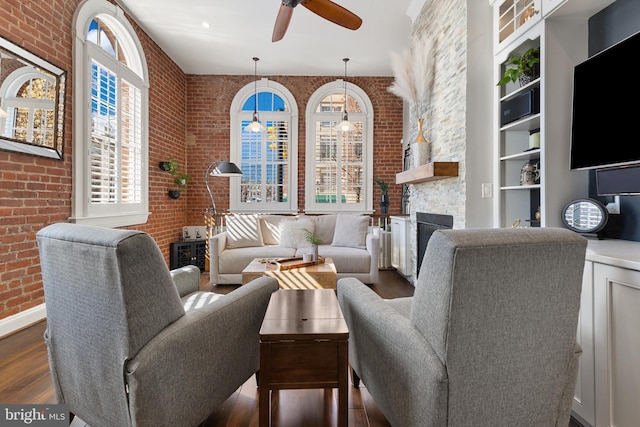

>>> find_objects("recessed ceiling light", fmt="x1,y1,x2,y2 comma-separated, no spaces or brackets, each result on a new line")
202,22,210,29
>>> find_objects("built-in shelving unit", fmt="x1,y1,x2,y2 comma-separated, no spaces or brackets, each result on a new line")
395,162,459,185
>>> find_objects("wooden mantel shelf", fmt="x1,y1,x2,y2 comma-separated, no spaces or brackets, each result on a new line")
395,162,459,185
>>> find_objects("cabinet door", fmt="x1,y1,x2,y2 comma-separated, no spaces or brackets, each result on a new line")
573,261,595,426
593,263,640,427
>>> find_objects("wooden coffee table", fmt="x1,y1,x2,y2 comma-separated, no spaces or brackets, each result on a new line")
242,257,337,289
259,289,349,427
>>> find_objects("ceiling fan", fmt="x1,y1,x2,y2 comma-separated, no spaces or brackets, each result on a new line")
272,0,363,42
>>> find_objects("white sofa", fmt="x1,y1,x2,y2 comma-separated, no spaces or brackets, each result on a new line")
209,214,379,285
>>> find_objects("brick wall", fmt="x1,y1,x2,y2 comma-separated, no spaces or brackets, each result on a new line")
184,75,404,225
0,0,188,321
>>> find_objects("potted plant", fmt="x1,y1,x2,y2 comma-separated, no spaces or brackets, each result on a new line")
161,157,191,199
497,47,540,87
303,228,323,261
374,178,390,214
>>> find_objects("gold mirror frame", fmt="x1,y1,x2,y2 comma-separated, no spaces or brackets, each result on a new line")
0,36,66,160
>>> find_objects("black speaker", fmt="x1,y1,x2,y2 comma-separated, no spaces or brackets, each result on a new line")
501,87,540,126
596,164,640,195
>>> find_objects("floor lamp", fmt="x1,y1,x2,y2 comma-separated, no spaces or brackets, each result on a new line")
204,160,243,271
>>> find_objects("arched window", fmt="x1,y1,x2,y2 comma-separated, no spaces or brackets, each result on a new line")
229,78,298,213
305,80,373,213
71,0,149,227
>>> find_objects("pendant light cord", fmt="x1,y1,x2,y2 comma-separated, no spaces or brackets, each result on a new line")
253,57,259,117
343,58,349,120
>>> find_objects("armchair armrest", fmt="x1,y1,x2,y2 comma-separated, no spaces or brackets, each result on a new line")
337,277,447,426
170,265,200,297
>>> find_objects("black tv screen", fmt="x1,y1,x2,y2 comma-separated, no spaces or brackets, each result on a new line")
570,30,640,170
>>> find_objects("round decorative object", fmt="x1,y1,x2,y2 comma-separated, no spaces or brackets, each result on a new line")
168,189,181,199
561,198,608,234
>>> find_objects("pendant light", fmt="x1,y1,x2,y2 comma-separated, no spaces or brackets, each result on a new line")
245,57,266,133
334,57,355,132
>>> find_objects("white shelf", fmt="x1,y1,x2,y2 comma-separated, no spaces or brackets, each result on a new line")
500,149,540,161
500,184,541,191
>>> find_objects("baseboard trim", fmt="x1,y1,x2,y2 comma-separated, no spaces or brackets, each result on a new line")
0,303,46,338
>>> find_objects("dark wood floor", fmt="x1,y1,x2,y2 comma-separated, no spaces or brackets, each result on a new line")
0,270,413,427
0,270,584,427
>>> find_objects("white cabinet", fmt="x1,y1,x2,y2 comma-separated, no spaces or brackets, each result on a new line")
573,239,640,427
593,262,640,427
390,216,411,278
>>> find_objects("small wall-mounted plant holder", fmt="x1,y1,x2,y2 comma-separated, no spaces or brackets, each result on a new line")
160,158,191,199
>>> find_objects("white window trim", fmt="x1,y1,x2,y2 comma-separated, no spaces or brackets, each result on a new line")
70,0,150,227
305,80,374,214
229,78,299,214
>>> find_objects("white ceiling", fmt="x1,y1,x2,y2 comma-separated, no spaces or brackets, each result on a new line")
117,0,417,77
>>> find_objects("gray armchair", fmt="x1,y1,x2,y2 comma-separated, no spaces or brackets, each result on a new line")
36,223,279,427
337,227,587,427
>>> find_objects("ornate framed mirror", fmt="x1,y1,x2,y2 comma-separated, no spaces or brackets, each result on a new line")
0,35,66,160
561,198,609,235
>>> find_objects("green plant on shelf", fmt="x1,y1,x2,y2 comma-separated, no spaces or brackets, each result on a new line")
497,47,540,86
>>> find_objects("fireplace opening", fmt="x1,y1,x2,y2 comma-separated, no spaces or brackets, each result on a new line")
416,212,453,277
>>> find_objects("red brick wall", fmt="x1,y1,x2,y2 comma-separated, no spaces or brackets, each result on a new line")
0,1,403,323
184,75,404,226
0,0,187,321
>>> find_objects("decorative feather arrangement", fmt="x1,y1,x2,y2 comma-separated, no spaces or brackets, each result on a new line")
388,34,435,122
388,48,417,110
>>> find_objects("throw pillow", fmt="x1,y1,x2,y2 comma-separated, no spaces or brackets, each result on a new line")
279,218,314,249
225,214,264,249
331,215,369,249
260,215,292,245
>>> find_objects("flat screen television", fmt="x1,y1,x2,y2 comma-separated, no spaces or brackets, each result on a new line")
570,30,640,170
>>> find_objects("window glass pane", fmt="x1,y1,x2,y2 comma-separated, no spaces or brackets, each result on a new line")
120,79,142,204
90,60,118,204
240,124,263,203
265,120,288,202
241,91,288,112
87,18,128,67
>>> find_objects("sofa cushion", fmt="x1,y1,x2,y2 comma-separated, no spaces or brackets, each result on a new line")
260,214,294,245
296,244,370,273
225,214,264,248
311,214,337,244
279,218,314,248
331,214,369,249
219,246,296,274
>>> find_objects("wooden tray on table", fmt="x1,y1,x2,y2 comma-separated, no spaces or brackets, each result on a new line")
267,256,326,271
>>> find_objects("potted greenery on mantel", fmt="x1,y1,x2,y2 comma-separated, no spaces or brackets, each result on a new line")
497,47,540,87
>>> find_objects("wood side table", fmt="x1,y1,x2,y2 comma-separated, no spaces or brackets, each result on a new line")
259,289,349,427
242,257,337,289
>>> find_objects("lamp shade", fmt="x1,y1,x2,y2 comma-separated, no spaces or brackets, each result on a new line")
209,161,243,177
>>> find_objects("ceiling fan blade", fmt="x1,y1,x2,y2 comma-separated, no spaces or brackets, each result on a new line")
272,4,294,42
301,0,362,31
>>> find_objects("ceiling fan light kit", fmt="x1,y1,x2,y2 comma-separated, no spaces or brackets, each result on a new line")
272,0,362,42
245,57,266,133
